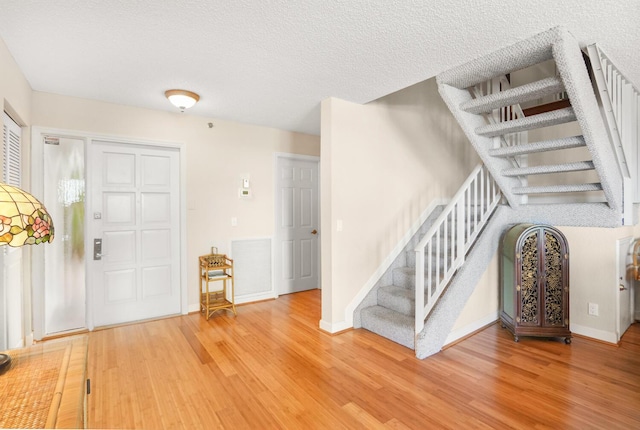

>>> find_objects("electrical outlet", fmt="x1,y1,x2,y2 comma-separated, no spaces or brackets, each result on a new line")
588,302,599,316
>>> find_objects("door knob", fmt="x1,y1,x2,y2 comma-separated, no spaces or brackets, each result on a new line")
311,229,318,235
619,284,627,291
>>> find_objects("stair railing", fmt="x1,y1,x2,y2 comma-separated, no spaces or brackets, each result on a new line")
587,43,639,224
587,44,635,179
414,164,501,334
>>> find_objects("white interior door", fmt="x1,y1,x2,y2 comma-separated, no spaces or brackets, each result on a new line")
275,156,319,295
90,141,180,327
617,237,633,341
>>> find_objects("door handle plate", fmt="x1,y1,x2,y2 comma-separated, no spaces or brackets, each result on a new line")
94,238,103,260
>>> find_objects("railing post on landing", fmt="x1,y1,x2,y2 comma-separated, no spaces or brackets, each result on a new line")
457,199,465,265
415,249,425,334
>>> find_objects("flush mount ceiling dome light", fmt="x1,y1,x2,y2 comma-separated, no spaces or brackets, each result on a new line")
165,89,200,112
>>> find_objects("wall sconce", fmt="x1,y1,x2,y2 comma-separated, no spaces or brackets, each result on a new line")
165,89,200,112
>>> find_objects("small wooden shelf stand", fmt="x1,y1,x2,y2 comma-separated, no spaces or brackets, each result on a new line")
199,252,237,319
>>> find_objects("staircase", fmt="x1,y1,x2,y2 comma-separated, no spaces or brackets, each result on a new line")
359,165,501,351
357,26,634,359
356,204,447,349
437,26,622,217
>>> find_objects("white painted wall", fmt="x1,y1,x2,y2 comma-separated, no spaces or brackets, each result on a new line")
0,39,32,125
320,77,481,331
30,91,320,312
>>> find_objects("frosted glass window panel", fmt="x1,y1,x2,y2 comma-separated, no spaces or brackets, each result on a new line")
43,137,86,335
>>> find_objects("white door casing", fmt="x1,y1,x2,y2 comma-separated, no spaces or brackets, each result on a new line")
275,154,319,295
2,111,23,349
617,237,633,341
90,141,181,327
2,248,22,349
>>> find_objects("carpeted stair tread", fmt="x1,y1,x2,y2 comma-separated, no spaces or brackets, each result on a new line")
476,107,576,137
513,183,603,194
378,285,427,316
462,76,564,114
489,136,586,157
360,305,415,349
502,161,595,177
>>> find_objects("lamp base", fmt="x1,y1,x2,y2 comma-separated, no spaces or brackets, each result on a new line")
0,353,12,375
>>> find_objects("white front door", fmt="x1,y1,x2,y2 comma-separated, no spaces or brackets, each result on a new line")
90,141,181,327
617,237,633,341
275,155,319,295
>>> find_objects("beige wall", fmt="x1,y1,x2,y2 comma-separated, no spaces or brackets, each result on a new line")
31,91,320,310
0,38,32,128
557,224,639,341
449,254,499,336
1,37,34,346
321,77,480,330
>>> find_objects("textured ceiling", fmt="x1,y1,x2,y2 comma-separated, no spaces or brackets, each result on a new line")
0,1,638,135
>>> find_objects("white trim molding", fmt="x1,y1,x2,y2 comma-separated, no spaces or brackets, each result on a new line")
570,323,618,344
444,312,498,346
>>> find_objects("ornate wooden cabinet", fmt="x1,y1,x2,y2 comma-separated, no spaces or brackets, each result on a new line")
500,224,571,343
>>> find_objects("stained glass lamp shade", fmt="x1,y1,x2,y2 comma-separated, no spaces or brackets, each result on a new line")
0,183,54,247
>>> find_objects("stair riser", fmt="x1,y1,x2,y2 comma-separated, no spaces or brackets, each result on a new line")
378,288,417,316
360,307,415,349
462,76,565,114
392,268,444,290
489,136,586,158
476,107,576,138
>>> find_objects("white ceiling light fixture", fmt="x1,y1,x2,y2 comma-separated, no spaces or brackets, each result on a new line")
165,89,200,112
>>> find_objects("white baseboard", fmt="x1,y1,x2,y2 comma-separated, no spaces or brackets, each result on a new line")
443,312,498,346
570,323,618,344
343,198,449,327
319,319,351,334
235,291,277,305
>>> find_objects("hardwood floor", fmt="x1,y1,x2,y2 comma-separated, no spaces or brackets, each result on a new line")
88,290,640,429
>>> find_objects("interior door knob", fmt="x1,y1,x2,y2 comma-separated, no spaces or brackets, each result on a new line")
620,284,627,291
311,229,318,235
